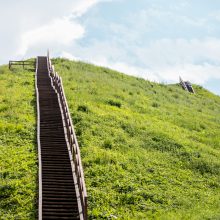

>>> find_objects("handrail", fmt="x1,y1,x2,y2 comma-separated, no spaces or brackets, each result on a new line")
35,57,42,220
9,60,36,70
46,54,88,220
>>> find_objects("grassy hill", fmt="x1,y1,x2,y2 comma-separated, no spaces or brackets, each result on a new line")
0,65,37,219
0,59,220,219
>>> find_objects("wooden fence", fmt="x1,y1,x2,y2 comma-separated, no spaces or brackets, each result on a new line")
9,60,36,70
46,54,88,220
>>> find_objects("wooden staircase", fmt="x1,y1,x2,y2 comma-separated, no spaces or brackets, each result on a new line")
36,56,87,220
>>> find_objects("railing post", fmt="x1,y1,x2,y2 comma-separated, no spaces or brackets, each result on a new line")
47,49,50,61
85,197,88,220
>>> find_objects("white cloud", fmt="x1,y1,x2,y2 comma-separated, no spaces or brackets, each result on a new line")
60,37,220,86
60,51,80,60
146,38,220,84
56,1,220,91
154,63,220,84
91,58,159,82
71,0,105,17
209,10,220,22
17,18,84,56
61,51,159,81
0,0,107,63
1,0,220,94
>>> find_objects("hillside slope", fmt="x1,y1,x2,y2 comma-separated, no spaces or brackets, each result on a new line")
0,59,219,219
0,65,37,219
53,58,220,220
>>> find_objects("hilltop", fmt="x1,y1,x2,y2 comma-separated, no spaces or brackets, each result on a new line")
0,59,220,219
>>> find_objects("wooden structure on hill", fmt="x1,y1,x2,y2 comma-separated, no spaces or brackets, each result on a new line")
36,54,87,219
9,60,36,70
179,77,195,94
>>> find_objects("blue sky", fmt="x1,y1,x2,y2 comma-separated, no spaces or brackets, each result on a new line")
1,0,220,95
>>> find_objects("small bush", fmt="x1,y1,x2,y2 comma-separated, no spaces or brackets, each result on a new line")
22,81,30,86
121,122,136,136
113,183,135,193
72,113,82,124
191,160,219,175
152,102,159,108
150,134,183,153
200,123,206,130
173,94,179,99
107,99,121,108
0,68,6,74
103,139,113,149
77,105,89,113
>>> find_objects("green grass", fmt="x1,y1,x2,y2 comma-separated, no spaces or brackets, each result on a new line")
53,58,220,220
0,58,220,219
0,65,37,219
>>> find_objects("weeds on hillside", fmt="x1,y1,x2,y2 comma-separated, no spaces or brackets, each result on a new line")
0,65,37,219
53,58,220,220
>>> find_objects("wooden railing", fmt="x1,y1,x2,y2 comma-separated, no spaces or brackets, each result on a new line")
35,57,42,220
46,54,88,220
9,60,36,70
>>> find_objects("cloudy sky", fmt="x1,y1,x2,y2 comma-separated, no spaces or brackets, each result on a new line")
1,0,220,95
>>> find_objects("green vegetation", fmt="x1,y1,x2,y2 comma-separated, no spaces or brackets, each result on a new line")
0,58,220,219
53,58,220,220
0,65,37,219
